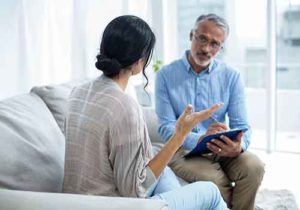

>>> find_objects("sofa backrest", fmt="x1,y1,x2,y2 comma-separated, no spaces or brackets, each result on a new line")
31,80,89,135
0,79,164,193
0,93,65,192
31,79,164,144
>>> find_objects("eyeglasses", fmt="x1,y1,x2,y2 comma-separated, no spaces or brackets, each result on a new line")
192,33,223,51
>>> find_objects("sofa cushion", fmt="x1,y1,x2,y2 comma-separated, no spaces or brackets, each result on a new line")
0,189,168,210
142,107,164,143
31,80,89,134
0,93,65,192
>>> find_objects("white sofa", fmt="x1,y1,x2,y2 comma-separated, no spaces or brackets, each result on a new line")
0,79,168,210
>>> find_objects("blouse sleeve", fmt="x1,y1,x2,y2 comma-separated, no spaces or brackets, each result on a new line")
108,96,157,198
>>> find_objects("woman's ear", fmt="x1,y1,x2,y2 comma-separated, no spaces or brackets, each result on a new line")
132,58,144,66
131,59,144,75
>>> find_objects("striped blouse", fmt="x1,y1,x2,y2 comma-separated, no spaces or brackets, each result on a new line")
63,75,156,198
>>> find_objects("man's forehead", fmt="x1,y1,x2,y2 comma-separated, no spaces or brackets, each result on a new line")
195,21,225,41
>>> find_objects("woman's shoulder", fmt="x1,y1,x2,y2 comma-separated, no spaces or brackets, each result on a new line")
115,92,141,117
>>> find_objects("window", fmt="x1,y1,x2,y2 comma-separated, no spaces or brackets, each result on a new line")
275,0,300,153
168,0,300,153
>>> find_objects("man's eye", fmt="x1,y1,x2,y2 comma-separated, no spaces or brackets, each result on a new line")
199,37,207,43
212,42,220,48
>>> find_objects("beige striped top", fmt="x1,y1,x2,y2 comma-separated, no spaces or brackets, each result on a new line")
63,75,156,198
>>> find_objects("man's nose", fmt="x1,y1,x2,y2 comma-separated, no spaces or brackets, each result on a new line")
201,44,210,53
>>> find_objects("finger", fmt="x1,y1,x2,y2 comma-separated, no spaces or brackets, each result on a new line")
178,104,192,121
193,103,223,121
207,102,223,114
206,142,222,154
210,126,226,133
209,122,227,129
206,129,219,135
223,132,242,144
219,135,235,146
216,126,226,132
211,139,227,149
206,126,219,132
216,122,228,130
220,133,243,149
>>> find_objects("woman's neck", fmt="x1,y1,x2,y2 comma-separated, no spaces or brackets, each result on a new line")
112,69,132,91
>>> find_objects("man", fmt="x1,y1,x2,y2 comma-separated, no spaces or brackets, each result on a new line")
155,13,265,210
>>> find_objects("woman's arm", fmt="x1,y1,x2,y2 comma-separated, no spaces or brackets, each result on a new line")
148,103,222,178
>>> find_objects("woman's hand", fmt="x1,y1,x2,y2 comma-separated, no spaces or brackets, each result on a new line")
148,103,222,178
174,103,223,144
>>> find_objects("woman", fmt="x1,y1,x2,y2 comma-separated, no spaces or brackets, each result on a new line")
63,15,227,210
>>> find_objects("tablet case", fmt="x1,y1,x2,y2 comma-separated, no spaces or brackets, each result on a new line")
184,128,248,158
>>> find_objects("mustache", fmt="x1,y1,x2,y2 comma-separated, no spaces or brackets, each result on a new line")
196,51,210,59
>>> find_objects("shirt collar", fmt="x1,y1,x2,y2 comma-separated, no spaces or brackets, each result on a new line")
182,50,215,74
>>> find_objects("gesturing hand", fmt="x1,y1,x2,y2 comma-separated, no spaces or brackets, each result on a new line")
175,103,223,144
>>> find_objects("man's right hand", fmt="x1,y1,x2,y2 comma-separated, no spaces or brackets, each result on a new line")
198,122,228,143
206,122,228,135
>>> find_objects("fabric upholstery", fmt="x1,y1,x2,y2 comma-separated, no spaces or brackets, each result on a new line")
31,80,89,134
0,93,65,192
142,107,164,143
0,81,170,210
0,189,168,210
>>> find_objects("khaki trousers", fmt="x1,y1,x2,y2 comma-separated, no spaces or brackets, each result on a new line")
169,148,265,210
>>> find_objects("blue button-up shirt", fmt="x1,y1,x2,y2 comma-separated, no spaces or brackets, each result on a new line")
155,51,250,151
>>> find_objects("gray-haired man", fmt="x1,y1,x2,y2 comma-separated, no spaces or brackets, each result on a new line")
155,13,265,210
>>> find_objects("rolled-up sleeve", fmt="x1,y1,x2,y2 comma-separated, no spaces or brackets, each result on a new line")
228,72,251,151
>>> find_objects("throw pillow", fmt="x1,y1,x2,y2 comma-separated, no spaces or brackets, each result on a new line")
31,80,89,134
0,93,65,192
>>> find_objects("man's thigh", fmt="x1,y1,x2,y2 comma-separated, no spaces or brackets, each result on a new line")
169,147,231,186
219,151,265,184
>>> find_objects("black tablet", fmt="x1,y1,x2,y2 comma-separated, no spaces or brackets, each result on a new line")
184,128,248,158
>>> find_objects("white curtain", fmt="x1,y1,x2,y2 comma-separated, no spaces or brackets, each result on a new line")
0,0,147,100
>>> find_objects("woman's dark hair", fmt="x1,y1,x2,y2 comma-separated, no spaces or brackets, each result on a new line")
95,15,156,87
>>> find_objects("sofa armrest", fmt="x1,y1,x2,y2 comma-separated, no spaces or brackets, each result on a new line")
0,189,168,210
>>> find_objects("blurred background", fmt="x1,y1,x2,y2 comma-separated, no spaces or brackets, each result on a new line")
1,0,299,154
1,0,300,206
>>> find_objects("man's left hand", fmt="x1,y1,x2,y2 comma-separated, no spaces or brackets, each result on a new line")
206,132,243,157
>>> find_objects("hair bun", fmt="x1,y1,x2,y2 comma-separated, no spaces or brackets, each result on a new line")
95,54,122,77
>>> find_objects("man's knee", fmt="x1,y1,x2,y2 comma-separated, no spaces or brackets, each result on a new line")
249,156,265,185
239,152,265,184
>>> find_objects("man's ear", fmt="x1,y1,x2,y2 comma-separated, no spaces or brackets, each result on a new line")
189,30,193,41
